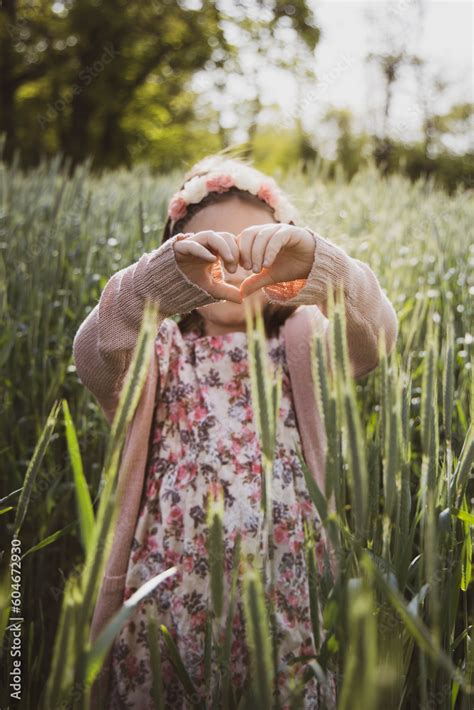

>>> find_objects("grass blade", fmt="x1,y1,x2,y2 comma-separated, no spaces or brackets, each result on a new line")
13,399,62,535
62,398,94,555
242,561,274,708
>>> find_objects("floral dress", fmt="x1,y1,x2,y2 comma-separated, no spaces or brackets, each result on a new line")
108,318,336,709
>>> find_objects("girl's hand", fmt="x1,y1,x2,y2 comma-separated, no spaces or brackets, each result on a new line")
173,230,243,303
236,224,316,298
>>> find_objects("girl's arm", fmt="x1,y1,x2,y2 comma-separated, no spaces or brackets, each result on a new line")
72,234,220,424
262,227,399,379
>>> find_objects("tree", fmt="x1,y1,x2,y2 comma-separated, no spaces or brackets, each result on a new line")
187,0,320,158
0,0,322,171
0,0,229,168
322,107,370,180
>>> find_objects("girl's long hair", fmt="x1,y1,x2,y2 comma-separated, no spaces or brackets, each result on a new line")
161,152,299,338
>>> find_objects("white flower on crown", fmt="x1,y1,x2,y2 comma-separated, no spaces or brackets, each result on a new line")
181,175,208,204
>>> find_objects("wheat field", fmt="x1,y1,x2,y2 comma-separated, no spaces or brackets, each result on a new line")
0,156,473,709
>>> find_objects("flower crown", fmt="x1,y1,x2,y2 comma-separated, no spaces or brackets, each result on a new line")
167,161,300,231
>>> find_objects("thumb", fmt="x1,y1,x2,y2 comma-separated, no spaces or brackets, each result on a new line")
240,270,274,298
211,280,243,304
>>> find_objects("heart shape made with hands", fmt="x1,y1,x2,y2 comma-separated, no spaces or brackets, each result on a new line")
173,224,316,304
208,224,316,301
208,255,274,301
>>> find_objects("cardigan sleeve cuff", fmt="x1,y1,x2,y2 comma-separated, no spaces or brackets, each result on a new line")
262,226,358,308
262,225,399,374
132,233,221,317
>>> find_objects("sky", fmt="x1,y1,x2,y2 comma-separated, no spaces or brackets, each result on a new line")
193,0,473,157
307,0,473,153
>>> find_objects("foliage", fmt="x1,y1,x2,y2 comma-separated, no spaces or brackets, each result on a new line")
0,156,473,707
0,0,319,171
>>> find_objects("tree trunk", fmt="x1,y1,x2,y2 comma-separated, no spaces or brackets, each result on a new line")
0,0,17,162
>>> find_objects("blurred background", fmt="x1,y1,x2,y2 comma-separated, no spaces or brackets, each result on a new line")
0,0,472,191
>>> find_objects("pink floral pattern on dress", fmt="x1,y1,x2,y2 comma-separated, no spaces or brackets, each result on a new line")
108,319,336,709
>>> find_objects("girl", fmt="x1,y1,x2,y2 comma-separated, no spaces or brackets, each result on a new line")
72,154,398,709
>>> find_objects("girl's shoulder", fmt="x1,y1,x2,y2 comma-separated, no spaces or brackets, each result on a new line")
155,316,206,360
156,316,183,345
155,317,187,373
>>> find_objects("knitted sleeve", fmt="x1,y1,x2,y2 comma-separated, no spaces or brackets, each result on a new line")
263,226,399,378
72,234,219,423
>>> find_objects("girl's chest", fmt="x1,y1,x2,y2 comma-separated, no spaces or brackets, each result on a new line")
152,333,300,445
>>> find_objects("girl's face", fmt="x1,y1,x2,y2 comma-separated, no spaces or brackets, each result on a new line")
182,195,276,336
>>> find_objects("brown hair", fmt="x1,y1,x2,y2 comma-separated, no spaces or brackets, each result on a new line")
161,154,299,339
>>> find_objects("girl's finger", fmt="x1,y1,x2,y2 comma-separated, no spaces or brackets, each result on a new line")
207,278,243,304
216,232,240,272
174,240,217,262
250,225,283,273
195,231,238,270
238,224,280,271
260,229,291,269
239,270,275,299
236,226,263,270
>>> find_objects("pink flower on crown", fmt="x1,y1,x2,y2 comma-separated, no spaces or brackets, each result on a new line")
205,173,235,193
257,181,279,210
168,195,188,221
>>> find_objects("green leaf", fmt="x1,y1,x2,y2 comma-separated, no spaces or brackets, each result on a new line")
147,611,165,710
456,509,474,526
459,496,472,591
206,484,225,619
242,563,274,708
62,398,94,555
22,521,78,559
159,623,204,706
367,554,468,689
85,567,178,686
13,399,62,536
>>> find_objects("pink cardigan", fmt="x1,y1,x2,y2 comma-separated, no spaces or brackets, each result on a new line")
72,227,398,707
